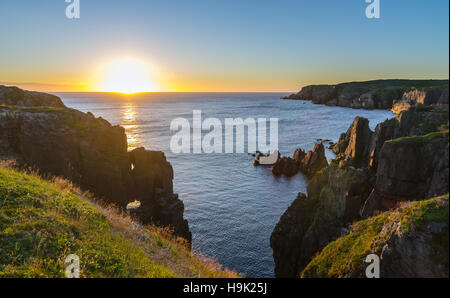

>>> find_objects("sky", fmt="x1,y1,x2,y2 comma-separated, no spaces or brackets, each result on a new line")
0,0,448,92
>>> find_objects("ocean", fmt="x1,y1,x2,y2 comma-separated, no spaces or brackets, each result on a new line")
57,92,394,277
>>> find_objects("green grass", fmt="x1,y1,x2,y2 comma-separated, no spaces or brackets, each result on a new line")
0,104,67,114
419,122,446,134
300,212,390,278
341,79,448,92
301,195,449,278
398,195,449,234
0,164,238,278
386,130,448,146
61,119,102,131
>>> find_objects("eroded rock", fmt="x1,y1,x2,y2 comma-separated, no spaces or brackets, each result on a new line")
0,88,191,242
272,143,328,177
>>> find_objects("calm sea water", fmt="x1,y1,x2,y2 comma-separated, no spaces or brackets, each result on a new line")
57,92,393,277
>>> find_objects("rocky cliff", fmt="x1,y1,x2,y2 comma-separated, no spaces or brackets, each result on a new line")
0,86,191,243
271,105,449,277
391,88,449,114
0,85,65,108
301,195,449,278
362,131,449,217
271,165,372,277
282,79,449,111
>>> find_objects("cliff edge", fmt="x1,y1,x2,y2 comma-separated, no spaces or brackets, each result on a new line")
271,105,449,277
0,164,236,277
0,85,191,243
282,79,449,111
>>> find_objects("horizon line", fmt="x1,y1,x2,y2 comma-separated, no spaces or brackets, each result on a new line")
2,77,449,94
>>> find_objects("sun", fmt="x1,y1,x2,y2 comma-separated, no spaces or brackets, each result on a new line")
99,58,155,94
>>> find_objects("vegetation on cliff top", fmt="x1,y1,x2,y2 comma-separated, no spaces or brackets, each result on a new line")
336,79,449,91
0,163,237,278
301,195,449,278
387,129,449,146
0,104,67,114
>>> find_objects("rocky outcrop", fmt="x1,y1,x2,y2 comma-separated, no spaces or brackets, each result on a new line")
272,143,328,177
378,198,449,278
1,85,65,108
332,117,373,168
282,79,449,110
272,107,449,277
270,165,372,277
333,107,449,171
362,131,449,217
392,88,449,114
0,87,191,242
272,157,300,177
301,195,449,278
282,85,336,104
294,143,329,176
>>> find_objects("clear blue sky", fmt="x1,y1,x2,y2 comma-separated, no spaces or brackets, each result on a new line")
0,0,448,91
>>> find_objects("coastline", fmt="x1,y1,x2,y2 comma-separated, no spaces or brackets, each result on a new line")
1,84,448,278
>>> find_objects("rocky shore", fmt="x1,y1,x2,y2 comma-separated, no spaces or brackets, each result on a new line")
271,103,449,277
0,85,191,243
282,79,449,112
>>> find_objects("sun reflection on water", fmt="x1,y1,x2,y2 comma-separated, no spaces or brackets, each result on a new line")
121,103,141,150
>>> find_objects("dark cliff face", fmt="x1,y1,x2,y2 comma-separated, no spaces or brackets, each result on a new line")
362,133,449,217
271,106,449,277
0,87,191,243
270,165,372,277
282,79,449,111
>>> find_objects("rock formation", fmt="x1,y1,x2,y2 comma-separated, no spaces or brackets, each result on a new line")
391,88,449,114
332,117,373,168
272,143,328,177
0,85,65,108
282,79,449,111
271,165,372,277
301,195,449,278
0,86,191,243
272,157,300,177
271,105,449,277
362,131,449,217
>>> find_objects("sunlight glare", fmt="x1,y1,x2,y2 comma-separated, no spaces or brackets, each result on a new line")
99,59,155,93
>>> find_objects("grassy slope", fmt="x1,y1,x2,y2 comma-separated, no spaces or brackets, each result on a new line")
0,165,237,278
301,195,449,278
